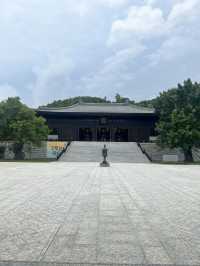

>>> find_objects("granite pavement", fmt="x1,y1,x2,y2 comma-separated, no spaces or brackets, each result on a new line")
0,162,199,265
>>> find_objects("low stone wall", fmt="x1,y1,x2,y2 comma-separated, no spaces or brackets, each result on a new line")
24,142,48,160
0,141,69,160
140,143,200,162
0,142,14,160
193,148,200,162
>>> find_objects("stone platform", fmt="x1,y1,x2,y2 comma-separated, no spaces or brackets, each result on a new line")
0,162,199,265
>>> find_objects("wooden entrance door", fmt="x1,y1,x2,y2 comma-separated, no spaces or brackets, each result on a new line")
114,128,128,142
79,128,93,141
97,128,110,141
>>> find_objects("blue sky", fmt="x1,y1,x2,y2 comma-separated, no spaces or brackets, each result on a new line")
0,0,200,106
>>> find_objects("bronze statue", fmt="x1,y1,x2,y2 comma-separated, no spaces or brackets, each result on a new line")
100,144,110,167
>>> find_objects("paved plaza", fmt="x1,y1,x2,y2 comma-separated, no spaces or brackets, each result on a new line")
0,162,199,265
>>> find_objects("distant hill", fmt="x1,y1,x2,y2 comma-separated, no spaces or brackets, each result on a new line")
135,99,156,108
44,96,111,108
42,95,155,109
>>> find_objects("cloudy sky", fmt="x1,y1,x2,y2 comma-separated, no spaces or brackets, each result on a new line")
0,0,200,106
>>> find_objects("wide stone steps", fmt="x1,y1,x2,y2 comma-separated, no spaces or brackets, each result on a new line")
59,141,149,163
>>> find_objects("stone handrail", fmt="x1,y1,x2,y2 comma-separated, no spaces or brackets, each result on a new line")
137,142,152,162
56,142,71,160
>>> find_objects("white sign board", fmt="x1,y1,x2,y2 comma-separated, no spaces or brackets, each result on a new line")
47,141,67,159
163,154,179,162
149,136,157,142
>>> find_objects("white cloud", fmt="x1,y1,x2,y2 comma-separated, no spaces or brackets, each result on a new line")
102,45,145,70
87,0,200,100
168,0,200,28
0,84,18,101
0,0,200,105
108,0,200,61
108,0,200,47
149,0,200,66
108,5,165,46
30,55,75,106
149,36,198,66
99,0,128,8
64,0,129,15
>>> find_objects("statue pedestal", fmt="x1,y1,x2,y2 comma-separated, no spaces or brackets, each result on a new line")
100,160,110,167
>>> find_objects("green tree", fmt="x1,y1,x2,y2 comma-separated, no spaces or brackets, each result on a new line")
115,93,131,103
156,79,200,162
115,93,122,103
136,98,156,108
0,97,49,159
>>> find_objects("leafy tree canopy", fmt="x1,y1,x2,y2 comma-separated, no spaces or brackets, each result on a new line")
156,79,200,161
115,93,135,104
135,99,156,108
0,97,49,145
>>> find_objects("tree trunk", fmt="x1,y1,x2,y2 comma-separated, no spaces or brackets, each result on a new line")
0,146,6,159
184,148,194,162
13,143,25,160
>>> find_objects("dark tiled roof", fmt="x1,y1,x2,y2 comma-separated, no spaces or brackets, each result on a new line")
38,102,155,114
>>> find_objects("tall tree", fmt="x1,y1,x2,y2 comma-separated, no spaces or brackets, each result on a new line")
115,93,131,103
156,79,200,162
0,97,49,159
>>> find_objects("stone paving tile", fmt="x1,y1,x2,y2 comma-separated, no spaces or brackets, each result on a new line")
162,238,200,265
98,230,138,244
99,222,131,234
0,162,200,265
144,246,172,264
76,230,97,245
41,235,74,262
97,242,145,264
70,244,97,263
137,230,162,248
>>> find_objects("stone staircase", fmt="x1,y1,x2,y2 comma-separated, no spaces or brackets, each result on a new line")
59,141,149,163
